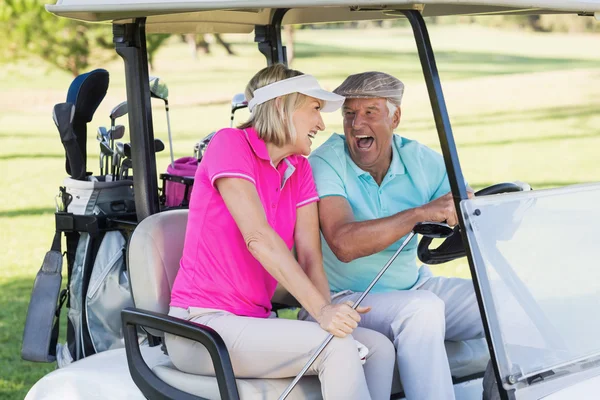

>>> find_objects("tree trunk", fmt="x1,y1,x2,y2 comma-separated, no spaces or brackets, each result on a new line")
214,34,235,55
284,26,295,65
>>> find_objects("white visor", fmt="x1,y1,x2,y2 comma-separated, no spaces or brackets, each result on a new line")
248,74,345,113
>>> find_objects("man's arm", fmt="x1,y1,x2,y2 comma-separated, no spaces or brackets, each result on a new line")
319,193,458,263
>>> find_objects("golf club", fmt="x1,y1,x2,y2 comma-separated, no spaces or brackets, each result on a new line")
194,131,216,162
109,125,125,175
278,221,454,400
111,124,125,141
114,142,125,179
120,158,132,180
99,141,114,181
149,76,175,169
109,101,128,153
97,126,109,143
123,139,164,160
96,126,110,175
230,93,248,127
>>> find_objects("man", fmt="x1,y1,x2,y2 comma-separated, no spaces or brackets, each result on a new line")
304,71,483,400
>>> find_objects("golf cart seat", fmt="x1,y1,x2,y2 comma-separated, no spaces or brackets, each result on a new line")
125,209,322,399
126,209,490,399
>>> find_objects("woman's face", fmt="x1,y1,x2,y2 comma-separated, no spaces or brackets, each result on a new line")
291,96,325,156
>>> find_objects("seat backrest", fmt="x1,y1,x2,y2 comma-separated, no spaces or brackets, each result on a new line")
128,209,189,315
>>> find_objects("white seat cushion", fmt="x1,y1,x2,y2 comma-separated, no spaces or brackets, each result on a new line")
154,338,489,399
446,338,489,378
154,361,321,400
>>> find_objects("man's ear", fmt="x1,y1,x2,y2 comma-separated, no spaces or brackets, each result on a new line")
392,106,401,129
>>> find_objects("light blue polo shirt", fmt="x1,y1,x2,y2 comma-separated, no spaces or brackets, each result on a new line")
309,133,451,293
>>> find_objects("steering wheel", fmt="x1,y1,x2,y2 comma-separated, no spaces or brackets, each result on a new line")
417,182,527,265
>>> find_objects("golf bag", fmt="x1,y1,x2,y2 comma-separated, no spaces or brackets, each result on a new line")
160,157,197,208
22,69,138,365
159,132,217,208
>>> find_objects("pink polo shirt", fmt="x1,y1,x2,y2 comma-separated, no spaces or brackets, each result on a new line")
170,127,319,318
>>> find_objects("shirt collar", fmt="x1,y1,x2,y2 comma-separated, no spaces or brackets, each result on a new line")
243,127,271,161
389,136,406,176
344,134,406,177
243,127,300,167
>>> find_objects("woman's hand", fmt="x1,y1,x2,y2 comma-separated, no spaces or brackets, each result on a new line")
317,302,371,338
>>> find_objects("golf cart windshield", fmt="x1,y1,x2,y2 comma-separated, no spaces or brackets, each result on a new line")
462,184,600,386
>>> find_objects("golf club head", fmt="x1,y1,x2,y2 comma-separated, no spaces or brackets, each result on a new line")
115,142,125,158
99,141,113,157
97,126,108,142
123,143,131,159
111,125,125,141
121,140,164,159
154,139,165,153
149,76,169,101
120,158,133,180
413,222,454,239
231,93,248,112
110,101,128,122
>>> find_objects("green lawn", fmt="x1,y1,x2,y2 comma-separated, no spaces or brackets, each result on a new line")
1,22,599,399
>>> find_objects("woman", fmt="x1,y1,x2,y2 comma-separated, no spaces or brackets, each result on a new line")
166,64,394,399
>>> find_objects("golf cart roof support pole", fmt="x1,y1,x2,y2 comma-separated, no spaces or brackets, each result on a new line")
114,18,160,221
401,10,514,400
254,8,290,66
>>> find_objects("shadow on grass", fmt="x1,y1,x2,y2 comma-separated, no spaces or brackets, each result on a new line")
0,133,51,139
0,208,54,218
294,43,599,80
0,277,56,400
0,154,63,161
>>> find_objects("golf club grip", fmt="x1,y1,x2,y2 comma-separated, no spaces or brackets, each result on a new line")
279,232,416,400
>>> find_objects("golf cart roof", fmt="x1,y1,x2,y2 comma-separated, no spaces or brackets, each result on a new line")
47,0,600,33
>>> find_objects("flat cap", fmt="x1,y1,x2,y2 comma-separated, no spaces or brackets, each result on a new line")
333,71,405,106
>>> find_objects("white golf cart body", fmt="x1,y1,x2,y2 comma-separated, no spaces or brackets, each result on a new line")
28,1,600,399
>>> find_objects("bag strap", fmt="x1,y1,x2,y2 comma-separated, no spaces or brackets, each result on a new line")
21,231,65,363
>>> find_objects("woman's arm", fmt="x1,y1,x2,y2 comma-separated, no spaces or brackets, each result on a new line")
216,177,361,336
294,202,331,303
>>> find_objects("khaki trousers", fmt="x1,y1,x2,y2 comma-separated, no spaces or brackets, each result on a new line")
300,275,484,400
166,306,395,400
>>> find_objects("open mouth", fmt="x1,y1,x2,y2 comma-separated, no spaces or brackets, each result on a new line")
355,135,374,150
308,132,316,139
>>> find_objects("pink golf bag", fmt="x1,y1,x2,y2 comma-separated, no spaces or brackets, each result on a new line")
160,157,198,207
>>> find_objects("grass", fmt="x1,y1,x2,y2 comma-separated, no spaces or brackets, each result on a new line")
1,21,599,399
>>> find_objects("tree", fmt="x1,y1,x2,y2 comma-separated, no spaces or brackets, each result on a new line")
147,34,171,71
0,0,170,76
184,33,236,59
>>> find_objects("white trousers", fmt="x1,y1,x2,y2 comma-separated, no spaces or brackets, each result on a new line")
165,306,396,400
301,272,484,400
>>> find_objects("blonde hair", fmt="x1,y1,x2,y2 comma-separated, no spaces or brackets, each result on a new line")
239,64,309,147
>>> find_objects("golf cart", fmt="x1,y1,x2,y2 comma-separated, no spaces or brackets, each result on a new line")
24,1,600,399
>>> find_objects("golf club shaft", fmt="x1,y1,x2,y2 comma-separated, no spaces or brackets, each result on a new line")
165,103,175,169
278,232,416,400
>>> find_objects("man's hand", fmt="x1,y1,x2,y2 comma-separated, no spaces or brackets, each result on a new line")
316,302,371,338
419,192,458,226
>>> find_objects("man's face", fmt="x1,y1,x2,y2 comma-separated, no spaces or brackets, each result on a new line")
342,97,400,170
